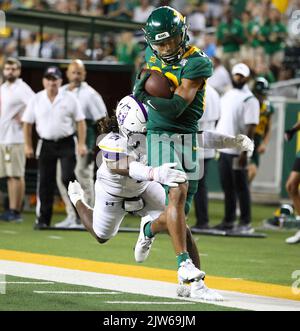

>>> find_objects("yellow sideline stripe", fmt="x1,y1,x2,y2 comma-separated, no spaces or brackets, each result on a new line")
0,249,299,301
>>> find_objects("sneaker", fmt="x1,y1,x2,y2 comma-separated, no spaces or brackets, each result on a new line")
134,216,155,263
54,216,78,228
0,210,22,222
190,280,224,301
191,224,210,232
286,230,300,244
34,222,49,230
68,223,85,230
233,224,255,234
212,222,234,231
178,259,205,284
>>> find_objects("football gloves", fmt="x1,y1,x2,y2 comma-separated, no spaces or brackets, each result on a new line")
129,161,187,187
68,180,85,206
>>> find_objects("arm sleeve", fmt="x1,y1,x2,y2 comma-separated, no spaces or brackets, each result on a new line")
182,55,213,80
21,83,35,106
73,95,86,122
243,97,260,125
145,93,189,119
88,90,107,121
21,97,36,124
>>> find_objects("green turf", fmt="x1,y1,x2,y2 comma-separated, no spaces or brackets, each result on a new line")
0,275,240,311
0,201,299,287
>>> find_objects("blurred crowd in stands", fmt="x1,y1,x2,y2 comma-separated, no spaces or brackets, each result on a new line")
0,0,300,88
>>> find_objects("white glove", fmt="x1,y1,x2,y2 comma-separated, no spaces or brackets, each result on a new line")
151,162,187,187
68,180,84,206
234,134,254,153
203,131,254,153
129,161,187,187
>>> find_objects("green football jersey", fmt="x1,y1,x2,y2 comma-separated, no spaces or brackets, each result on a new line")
144,45,213,133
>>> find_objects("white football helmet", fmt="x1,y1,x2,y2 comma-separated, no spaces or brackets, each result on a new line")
116,95,148,138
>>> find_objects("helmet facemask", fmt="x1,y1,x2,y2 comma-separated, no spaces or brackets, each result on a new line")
116,95,148,146
150,33,186,65
144,7,188,65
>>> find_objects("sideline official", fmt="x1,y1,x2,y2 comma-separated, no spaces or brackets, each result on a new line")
215,63,259,233
22,66,87,229
55,60,107,228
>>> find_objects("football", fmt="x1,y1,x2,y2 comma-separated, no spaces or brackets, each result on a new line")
141,69,173,99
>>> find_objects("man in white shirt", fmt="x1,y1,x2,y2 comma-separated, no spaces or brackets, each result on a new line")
22,66,87,229
0,58,35,222
192,84,221,231
215,63,260,233
55,59,107,228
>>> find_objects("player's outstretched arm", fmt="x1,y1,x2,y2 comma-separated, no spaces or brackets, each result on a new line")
129,161,187,187
285,121,300,141
203,131,254,153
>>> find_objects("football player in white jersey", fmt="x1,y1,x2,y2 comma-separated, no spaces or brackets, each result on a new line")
68,95,253,301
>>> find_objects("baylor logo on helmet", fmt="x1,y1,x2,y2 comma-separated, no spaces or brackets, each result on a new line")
155,32,170,40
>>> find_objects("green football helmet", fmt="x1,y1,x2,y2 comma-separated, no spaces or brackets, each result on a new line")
253,77,269,96
143,6,188,65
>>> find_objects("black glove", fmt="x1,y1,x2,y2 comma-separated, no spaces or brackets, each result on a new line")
285,129,296,141
133,71,151,102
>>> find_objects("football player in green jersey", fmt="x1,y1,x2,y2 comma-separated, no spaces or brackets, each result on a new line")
285,120,300,244
133,6,213,285
248,77,274,183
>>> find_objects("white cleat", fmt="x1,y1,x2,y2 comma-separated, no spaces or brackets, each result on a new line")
68,180,85,206
176,284,191,298
134,216,155,263
286,230,300,244
190,280,224,301
235,134,254,153
178,259,205,284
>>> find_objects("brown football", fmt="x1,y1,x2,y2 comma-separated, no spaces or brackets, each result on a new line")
141,69,173,99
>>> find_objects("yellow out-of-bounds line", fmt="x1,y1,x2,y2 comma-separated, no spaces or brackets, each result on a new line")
0,249,299,302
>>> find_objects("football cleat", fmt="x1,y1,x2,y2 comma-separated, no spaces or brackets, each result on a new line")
178,259,205,283
190,280,224,301
134,216,155,263
176,284,191,298
286,230,300,244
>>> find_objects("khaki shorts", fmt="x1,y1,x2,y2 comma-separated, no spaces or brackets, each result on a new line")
0,144,25,178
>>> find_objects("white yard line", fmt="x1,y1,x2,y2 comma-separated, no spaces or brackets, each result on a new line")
105,301,195,305
34,291,119,294
0,260,300,311
0,281,54,284
0,230,18,234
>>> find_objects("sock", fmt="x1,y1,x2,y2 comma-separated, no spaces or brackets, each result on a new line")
144,221,154,238
177,252,190,269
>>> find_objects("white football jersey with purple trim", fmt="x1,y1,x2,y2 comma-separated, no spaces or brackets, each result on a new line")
97,132,149,198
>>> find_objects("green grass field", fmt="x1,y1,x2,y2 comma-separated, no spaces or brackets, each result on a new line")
0,200,299,310
0,275,240,311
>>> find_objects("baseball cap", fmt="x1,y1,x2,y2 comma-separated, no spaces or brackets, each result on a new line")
43,66,62,79
231,63,250,78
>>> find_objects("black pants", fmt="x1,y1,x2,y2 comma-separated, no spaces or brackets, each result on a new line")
218,153,251,225
194,158,211,227
37,136,77,226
